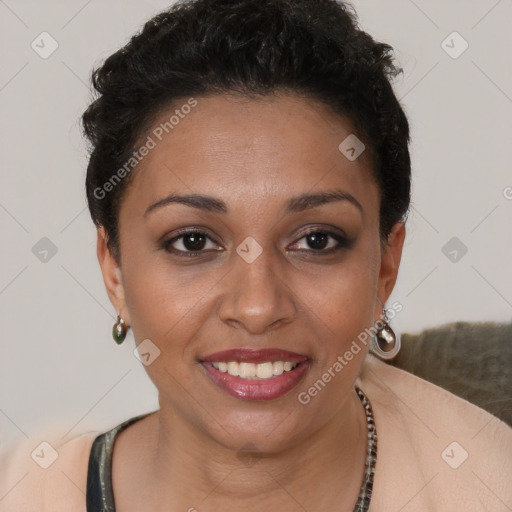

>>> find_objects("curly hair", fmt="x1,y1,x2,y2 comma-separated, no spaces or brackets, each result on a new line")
82,0,411,261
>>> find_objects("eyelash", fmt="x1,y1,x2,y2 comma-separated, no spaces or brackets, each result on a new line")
162,228,352,258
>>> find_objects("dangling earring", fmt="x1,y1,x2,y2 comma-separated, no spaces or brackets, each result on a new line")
370,308,401,360
112,315,128,345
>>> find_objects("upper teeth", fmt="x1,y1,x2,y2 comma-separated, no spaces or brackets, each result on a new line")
210,361,299,379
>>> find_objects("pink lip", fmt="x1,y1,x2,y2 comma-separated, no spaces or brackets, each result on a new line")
201,348,309,364
200,348,310,401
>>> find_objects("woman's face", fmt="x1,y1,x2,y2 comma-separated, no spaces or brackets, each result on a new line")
98,92,404,452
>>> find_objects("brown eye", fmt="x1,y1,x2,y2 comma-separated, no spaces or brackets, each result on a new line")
291,229,350,253
305,231,329,250
181,232,207,251
163,230,222,257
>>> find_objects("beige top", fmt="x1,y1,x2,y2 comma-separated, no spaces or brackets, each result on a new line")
1,354,511,511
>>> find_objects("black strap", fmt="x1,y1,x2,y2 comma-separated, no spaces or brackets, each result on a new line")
86,413,156,512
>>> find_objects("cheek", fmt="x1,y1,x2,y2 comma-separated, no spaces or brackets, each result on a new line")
300,245,379,332
120,244,204,344
121,260,208,390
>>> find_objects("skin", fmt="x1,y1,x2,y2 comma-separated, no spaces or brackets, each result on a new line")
97,92,405,511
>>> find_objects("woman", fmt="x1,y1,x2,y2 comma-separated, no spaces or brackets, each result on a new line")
1,0,511,510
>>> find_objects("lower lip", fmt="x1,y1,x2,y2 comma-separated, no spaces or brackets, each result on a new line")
201,361,310,400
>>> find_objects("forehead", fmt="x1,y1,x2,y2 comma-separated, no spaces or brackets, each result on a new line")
121,93,377,215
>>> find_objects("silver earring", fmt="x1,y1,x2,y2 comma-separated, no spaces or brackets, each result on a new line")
370,308,401,360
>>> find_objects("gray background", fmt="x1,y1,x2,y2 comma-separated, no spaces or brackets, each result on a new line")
1,0,511,452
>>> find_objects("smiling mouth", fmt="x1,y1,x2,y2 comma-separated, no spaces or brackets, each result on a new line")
200,348,310,400
209,360,300,379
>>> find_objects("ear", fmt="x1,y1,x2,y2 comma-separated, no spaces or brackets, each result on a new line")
375,221,406,314
96,226,130,325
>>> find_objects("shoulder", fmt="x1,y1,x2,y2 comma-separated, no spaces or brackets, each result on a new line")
0,427,99,511
357,354,512,511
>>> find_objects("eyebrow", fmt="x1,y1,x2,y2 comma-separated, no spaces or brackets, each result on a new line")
144,188,363,217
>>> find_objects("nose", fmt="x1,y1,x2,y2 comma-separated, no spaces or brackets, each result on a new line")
217,247,297,335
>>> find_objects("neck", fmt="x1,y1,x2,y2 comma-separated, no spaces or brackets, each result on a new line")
137,387,368,511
